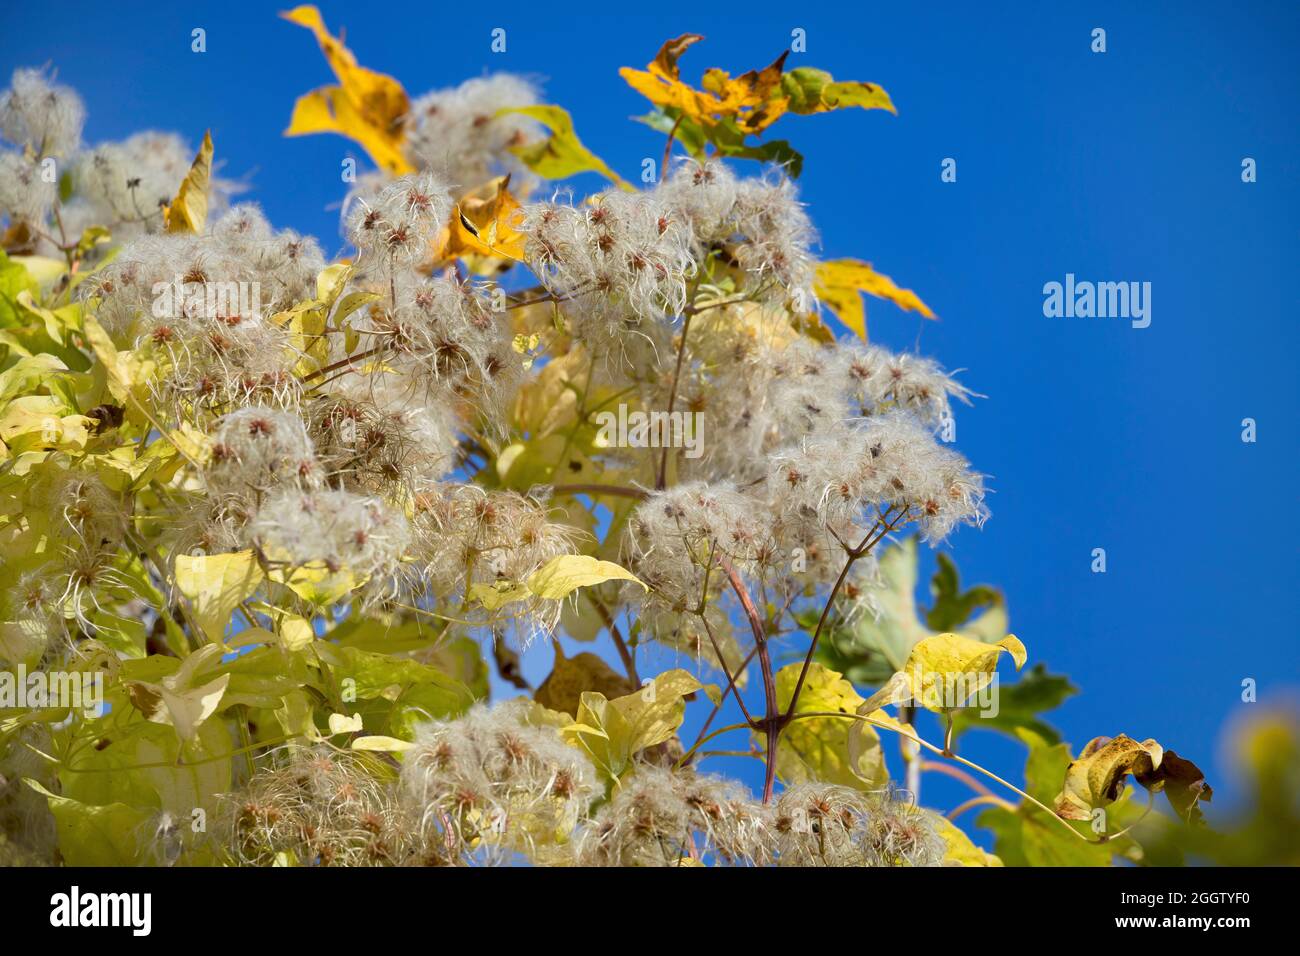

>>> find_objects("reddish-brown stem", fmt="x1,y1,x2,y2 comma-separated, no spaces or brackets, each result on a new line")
591,597,639,685
783,509,908,721
700,615,756,727
662,115,684,180
719,555,780,803
656,312,693,491
299,344,389,383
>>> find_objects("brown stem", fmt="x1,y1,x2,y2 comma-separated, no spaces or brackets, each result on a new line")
687,644,761,762
662,114,684,180
656,312,694,491
590,597,639,685
719,555,780,803
784,509,908,721
299,344,389,383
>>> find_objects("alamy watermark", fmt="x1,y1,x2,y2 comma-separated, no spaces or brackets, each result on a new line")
1042,273,1151,329
0,665,104,718
594,404,704,459
151,277,268,320
50,886,151,936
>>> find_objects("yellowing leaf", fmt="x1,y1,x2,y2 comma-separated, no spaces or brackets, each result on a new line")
434,175,527,267
327,712,364,735
925,810,1002,866
276,561,360,606
81,314,157,409
26,781,151,866
1053,734,1209,825
352,734,414,753
314,262,352,306
499,105,631,189
174,550,265,644
621,36,894,138
470,554,645,612
281,5,413,174
565,669,706,782
527,554,645,601
620,36,788,136
859,632,1027,716
815,259,935,340
779,67,896,117
165,130,214,234
126,644,232,741
770,662,887,789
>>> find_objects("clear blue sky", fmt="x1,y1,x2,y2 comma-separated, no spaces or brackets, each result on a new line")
4,0,1297,831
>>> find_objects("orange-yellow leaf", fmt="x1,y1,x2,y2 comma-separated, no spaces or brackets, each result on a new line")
281,5,413,174
434,175,527,267
620,37,893,137
814,258,935,340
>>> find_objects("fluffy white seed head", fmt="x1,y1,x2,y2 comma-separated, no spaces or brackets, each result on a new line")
205,407,319,495
0,67,85,157
404,75,542,188
519,189,696,358
0,149,56,226
250,487,410,579
769,413,987,543
401,699,599,864
346,171,453,271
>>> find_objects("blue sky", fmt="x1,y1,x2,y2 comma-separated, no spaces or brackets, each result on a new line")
3,1,1297,832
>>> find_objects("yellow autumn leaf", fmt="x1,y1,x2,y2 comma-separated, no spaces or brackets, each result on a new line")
924,810,1003,866
126,644,231,741
327,712,364,735
621,36,895,137
527,554,646,601
272,561,360,607
470,554,645,612
498,105,631,189
433,175,527,267
815,259,935,340
352,735,414,753
165,130,214,234
174,549,265,644
770,662,887,789
281,5,413,174
858,632,1027,715
620,35,789,135
565,669,707,782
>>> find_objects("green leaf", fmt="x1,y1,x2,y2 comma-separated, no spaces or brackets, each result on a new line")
925,552,1004,633
951,662,1076,744
26,781,152,866
779,67,896,115
0,250,38,331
